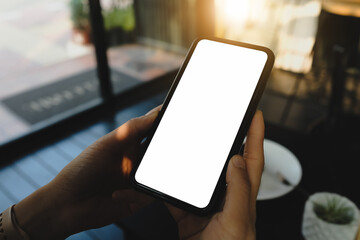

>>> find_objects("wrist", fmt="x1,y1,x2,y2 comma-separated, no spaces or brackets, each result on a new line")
245,224,256,240
14,184,73,239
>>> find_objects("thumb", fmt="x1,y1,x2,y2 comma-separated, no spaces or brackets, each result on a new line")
115,105,161,143
222,155,252,223
101,105,161,149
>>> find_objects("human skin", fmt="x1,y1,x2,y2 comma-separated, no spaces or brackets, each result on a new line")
13,107,264,240
168,110,264,240
14,106,161,239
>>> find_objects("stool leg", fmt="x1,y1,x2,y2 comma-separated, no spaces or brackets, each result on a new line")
326,45,346,130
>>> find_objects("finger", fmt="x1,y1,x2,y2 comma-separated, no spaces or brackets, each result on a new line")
177,214,209,240
112,189,154,214
166,203,209,240
243,110,265,203
222,155,252,225
144,104,162,117
165,203,188,223
116,105,162,143
101,105,161,149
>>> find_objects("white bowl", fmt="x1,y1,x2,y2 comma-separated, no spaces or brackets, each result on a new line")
257,139,302,200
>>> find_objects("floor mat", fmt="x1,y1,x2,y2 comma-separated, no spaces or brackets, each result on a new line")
1,69,141,125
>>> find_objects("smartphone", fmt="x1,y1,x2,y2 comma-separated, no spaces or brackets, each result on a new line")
131,38,274,215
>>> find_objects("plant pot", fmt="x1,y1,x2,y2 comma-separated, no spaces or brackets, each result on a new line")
302,192,360,240
72,27,91,45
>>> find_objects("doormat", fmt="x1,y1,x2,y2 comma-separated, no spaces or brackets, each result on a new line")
2,69,141,125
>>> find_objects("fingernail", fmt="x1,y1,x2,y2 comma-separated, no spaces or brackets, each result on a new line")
232,155,246,169
145,107,159,116
142,111,157,120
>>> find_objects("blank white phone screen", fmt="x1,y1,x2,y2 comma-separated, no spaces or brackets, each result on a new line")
135,39,268,208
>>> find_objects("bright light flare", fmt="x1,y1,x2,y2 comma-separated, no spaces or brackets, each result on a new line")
215,0,250,37
223,0,249,24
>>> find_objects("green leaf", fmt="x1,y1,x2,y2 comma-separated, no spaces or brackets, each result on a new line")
313,197,355,224
103,6,135,31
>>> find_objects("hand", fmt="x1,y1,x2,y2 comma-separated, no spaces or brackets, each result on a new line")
168,110,265,240
14,106,161,239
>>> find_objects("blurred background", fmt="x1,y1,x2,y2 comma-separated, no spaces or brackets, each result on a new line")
0,1,360,239
0,0,359,145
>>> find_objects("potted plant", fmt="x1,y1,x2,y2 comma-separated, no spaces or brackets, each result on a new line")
302,192,360,240
69,0,91,45
102,0,135,46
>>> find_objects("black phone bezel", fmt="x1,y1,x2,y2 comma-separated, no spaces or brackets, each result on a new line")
130,37,275,215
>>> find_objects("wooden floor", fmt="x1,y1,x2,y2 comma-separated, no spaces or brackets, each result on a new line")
0,91,167,239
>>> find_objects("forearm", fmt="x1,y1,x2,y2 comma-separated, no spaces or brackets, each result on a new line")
13,184,73,240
